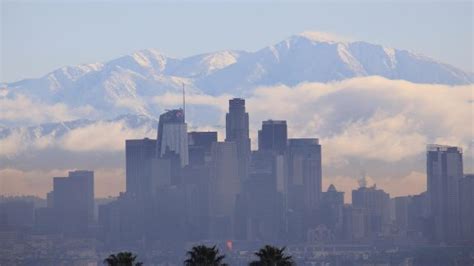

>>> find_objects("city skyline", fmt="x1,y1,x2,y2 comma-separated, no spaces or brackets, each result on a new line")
1,98,472,265
1,88,473,202
5,96,471,204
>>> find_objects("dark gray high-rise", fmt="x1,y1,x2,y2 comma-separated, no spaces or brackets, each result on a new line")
258,120,287,154
126,138,156,197
188,131,218,166
225,98,251,180
459,174,474,242
427,144,463,243
321,184,345,238
52,170,94,234
287,138,322,212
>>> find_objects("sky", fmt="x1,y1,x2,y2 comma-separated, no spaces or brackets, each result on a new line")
1,0,473,83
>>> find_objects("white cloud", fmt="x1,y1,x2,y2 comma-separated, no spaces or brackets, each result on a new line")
59,121,155,152
153,92,232,111
246,77,474,164
0,130,24,157
321,112,427,163
0,120,155,157
299,31,353,43
1,76,473,197
0,93,95,124
7,76,467,164
0,128,56,157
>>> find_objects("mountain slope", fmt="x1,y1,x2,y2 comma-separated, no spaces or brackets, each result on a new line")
2,32,473,123
198,34,473,94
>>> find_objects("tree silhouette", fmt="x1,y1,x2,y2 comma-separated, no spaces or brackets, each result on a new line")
103,252,143,266
184,245,227,266
250,245,294,266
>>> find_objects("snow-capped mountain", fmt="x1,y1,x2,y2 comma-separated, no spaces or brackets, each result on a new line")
2,32,473,125
197,33,473,94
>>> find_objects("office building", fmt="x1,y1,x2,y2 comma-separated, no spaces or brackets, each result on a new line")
125,138,156,198
287,138,322,213
320,184,345,238
52,170,94,235
426,145,463,243
209,141,240,239
188,131,217,153
188,131,217,166
258,120,288,154
343,205,366,241
352,184,391,238
459,174,474,243
225,98,251,180
157,109,189,167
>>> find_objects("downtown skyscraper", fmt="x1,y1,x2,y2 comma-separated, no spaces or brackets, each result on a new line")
225,98,251,180
287,138,322,213
157,109,189,167
125,138,156,198
426,145,463,243
258,120,288,155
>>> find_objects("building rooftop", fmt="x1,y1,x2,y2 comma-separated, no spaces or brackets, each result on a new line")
427,144,462,153
262,120,287,125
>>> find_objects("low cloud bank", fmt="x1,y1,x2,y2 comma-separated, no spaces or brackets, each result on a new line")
1,76,472,198
0,93,95,125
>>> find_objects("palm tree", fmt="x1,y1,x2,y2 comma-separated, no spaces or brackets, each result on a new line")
250,245,294,266
103,252,143,266
184,245,227,266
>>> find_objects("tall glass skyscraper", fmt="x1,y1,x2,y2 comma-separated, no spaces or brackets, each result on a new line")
426,144,463,243
156,109,189,167
225,98,251,180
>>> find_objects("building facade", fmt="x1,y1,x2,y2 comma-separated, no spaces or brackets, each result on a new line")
426,145,463,243
225,98,251,180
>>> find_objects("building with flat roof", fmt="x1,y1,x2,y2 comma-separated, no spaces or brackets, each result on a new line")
426,144,463,243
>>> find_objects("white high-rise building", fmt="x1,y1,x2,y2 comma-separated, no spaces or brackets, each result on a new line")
156,109,189,167
160,123,189,166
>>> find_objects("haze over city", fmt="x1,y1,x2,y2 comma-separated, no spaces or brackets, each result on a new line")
0,1,473,265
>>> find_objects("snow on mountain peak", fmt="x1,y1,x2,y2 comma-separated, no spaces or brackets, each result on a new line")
128,49,169,70
201,50,240,72
56,63,104,81
383,47,397,68
105,48,171,75
3,33,472,126
297,31,351,43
